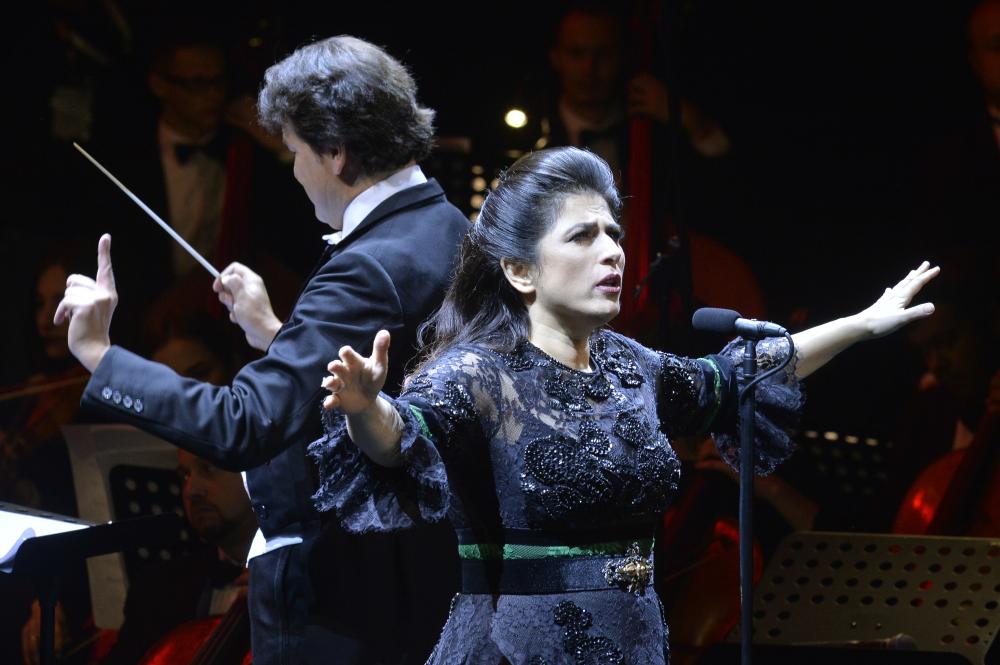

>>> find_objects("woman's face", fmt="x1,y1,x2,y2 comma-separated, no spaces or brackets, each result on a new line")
35,264,70,360
523,191,625,334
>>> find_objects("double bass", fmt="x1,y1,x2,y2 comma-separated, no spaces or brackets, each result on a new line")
892,406,1000,537
137,593,252,665
620,2,764,662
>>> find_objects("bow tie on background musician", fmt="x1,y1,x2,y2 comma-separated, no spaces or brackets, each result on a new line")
171,132,229,166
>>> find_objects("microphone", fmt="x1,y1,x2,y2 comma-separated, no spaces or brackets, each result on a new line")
691,308,788,339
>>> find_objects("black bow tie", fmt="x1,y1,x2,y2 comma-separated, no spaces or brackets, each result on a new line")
579,124,620,147
174,134,228,165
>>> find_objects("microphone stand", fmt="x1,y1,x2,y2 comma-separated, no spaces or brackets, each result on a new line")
738,337,757,665
735,330,796,665
691,309,796,665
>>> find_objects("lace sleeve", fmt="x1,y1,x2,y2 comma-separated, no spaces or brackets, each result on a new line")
605,331,730,440
308,346,503,533
609,330,804,476
709,337,805,475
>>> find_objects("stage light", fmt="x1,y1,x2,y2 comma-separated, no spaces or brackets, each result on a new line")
471,176,487,191
504,108,528,129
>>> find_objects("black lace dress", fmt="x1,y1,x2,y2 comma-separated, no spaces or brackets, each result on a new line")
310,329,803,664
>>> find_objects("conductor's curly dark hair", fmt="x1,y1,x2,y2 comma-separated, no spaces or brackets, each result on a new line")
257,36,435,178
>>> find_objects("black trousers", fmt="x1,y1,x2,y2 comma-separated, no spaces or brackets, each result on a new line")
247,542,311,665
247,536,370,665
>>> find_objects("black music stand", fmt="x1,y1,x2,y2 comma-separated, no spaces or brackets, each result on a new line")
793,429,893,501
4,505,181,665
107,464,199,576
63,424,195,628
702,531,1000,665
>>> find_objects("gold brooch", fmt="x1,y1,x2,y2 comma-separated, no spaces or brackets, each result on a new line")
603,542,651,595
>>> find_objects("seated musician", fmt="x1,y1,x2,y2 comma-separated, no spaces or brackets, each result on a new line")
22,329,257,665
106,446,257,664
888,255,1000,535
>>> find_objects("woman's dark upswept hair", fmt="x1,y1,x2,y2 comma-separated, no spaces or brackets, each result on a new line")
413,147,621,376
257,36,434,176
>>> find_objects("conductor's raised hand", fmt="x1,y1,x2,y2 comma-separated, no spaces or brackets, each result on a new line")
213,262,282,351
54,233,117,372
855,261,940,339
322,330,391,414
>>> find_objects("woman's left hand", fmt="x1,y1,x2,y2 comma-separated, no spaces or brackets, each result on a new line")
321,330,390,414
855,261,939,339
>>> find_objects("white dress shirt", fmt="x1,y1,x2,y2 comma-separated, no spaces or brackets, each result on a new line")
158,120,226,275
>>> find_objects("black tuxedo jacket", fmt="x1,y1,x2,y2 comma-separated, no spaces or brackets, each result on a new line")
81,178,468,660
81,178,468,536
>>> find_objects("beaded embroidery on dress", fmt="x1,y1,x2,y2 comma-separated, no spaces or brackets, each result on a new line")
309,329,803,664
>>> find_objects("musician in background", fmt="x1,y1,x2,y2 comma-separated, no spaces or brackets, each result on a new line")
911,0,1000,261
887,0,1000,533
21,449,256,665
92,448,256,665
1,248,90,516
545,3,730,173
82,23,312,348
1,248,91,665
21,328,257,665
884,255,1000,534
496,2,764,348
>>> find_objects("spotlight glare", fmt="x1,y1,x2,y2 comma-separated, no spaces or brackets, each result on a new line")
504,108,528,129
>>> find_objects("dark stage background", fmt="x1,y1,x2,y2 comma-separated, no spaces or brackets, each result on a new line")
1,0,987,410
0,1,997,662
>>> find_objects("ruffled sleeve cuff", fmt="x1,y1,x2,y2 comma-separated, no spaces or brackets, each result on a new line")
308,395,450,533
711,337,806,476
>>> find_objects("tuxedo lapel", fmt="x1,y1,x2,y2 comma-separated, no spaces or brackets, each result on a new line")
328,179,446,255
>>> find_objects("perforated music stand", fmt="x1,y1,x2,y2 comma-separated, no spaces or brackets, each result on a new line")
792,429,893,501
711,531,1000,664
108,464,199,574
63,424,196,628
4,503,180,665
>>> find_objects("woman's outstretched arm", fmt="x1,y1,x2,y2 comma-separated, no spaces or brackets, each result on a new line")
792,261,939,379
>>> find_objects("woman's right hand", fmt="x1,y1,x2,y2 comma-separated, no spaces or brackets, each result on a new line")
322,330,390,414
853,261,939,339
